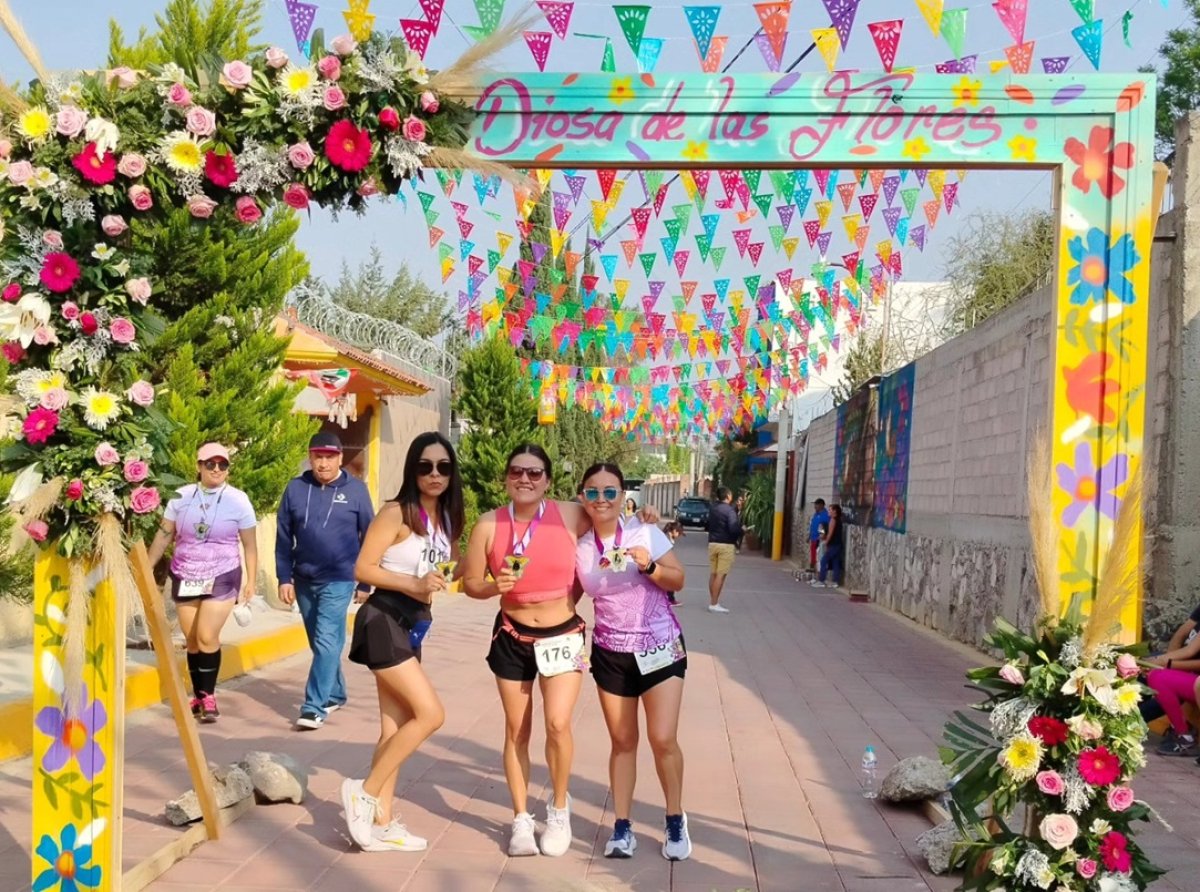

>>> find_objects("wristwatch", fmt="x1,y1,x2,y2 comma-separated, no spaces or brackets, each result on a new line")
640,560,657,576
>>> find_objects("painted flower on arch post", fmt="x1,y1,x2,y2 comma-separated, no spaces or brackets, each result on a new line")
33,823,102,892
1066,228,1140,306
34,683,107,780
1055,441,1129,527
1064,125,1135,198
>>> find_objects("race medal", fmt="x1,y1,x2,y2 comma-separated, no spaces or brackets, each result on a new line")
506,555,530,578
436,560,457,578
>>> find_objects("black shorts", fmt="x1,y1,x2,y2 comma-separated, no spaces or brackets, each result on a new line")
348,590,431,671
590,638,687,698
486,612,586,682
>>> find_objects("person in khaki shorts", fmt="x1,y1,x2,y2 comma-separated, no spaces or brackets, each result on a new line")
706,487,742,614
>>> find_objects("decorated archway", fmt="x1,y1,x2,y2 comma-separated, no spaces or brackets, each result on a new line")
0,24,1157,892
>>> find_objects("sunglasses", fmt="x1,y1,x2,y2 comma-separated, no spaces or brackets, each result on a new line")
417,459,453,477
582,486,621,503
507,466,546,482
201,460,229,471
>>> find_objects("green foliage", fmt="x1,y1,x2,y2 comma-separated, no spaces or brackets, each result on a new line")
942,209,1055,335
319,247,453,339
107,0,266,77
712,429,754,497
831,332,883,406
543,404,638,498
1140,0,1200,159
739,472,775,552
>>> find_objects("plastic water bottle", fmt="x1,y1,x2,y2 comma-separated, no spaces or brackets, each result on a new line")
861,746,878,799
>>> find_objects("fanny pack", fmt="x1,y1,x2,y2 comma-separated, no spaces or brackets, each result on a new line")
493,612,585,646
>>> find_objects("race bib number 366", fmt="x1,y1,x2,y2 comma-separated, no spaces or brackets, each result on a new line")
634,636,685,675
534,632,586,677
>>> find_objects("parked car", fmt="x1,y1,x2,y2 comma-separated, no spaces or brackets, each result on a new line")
674,497,711,529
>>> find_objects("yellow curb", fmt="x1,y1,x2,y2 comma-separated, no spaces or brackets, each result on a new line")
0,618,331,762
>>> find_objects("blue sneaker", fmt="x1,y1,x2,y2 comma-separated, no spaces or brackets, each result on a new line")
662,813,692,861
604,819,637,858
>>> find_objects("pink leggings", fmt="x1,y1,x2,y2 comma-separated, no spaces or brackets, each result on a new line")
1146,668,1200,735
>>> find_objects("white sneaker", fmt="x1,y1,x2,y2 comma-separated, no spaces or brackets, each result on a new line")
508,812,539,856
662,813,693,861
295,712,324,730
341,778,379,849
540,795,573,856
707,604,730,614
604,820,637,858
363,819,427,852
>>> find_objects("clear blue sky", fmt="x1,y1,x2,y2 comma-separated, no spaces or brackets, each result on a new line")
1,0,1188,300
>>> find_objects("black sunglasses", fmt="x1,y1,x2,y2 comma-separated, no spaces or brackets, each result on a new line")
417,459,453,477
201,460,229,471
507,466,546,481
582,486,621,503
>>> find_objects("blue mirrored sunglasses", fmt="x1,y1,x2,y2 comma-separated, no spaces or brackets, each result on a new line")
582,486,621,503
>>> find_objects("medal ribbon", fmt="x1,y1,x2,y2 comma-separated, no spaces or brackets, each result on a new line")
509,501,545,557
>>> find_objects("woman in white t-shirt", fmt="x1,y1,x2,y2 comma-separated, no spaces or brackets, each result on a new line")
146,442,258,723
574,462,691,863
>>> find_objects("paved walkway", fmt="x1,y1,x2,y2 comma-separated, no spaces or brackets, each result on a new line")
1,538,1197,891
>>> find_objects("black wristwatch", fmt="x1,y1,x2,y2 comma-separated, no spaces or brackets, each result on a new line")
640,560,657,576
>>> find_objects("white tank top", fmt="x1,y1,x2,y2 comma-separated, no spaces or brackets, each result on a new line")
379,532,432,577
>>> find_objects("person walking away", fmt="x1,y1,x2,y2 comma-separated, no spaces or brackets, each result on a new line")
146,443,258,723
575,463,692,861
809,499,829,571
706,487,742,614
340,432,462,851
816,504,845,588
276,431,375,730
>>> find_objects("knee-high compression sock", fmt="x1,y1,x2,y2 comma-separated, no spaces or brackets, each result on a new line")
195,649,222,696
186,652,203,698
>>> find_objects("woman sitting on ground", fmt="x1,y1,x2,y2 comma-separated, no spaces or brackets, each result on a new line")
1145,602,1200,756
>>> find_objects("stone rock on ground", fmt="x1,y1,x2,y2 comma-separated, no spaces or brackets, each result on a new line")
165,762,254,826
239,751,307,804
880,755,950,802
917,820,964,875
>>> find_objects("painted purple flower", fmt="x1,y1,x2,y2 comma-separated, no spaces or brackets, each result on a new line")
1055,442,1129,527
33,823,101,892
35,685,107,780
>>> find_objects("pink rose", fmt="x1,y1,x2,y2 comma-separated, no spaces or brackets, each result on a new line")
1035,770,1065,796
109,317,136,344
357,177,380,197
999,664,1024,686
379,107,400,131
402,116,427,143
126,380,155,407
186,194,217,219
317,55,342,80
420,91,439,113
1038,813,1078,851
287,141,315,170
40,387,68,411
123,459,149,483
101,215,127,237
283,182,310,210
1107,786,1135,811
8,161,34,186
42,230,63,249
130,485,162,514
322,86,347,111
65,479,84,501
94,442,120,466
23,520,48,542
32,326,57,346
235,195,262,224
129,185,153,211
3,283,20,302
117,153,147,177
185,106,217,137
55,106,88,138
79,313,98,336
265,47,289,69
61,301,80,321
330,34,357,56
0,138,11,158
105,67,138,90
222,60,253,89
1077,859,1098,879
1116,653,1139,679
125,277,152,305
167,82,193,107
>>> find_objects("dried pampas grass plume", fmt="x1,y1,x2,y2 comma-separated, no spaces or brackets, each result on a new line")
61,560,90,715
0,0,49,83
1027,436,1060,624
0,78,26,114
96,511,144,625
426,4,544,100
5,477,65,555
426,146,532,190
1083,459,1143,654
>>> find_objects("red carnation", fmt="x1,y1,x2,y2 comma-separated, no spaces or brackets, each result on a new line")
72,142,117,185
1099,831,1132,873
205,150,239,188
1027,716,1069,747
378,107,400,131
2,341,25,364
79,312,99,335
39,253,81,293
325,119,372,172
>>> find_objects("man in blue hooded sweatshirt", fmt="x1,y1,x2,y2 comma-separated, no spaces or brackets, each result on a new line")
277,431,375,729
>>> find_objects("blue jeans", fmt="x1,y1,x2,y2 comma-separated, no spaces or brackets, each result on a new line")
819,546,844,585
294,580,355,718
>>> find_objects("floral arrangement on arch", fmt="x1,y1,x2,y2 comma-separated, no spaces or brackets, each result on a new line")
0,23,520,558
940,446,1164,892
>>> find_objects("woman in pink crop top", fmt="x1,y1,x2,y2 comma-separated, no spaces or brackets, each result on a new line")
462,443,616,858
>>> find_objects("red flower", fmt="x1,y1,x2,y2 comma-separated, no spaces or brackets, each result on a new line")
39,253,81,293
378,107,400,131
1099,831,1132,873
205,150,239,188
71,142,117,185
1027,715,1069,747
1064,352,1121,425
2,341,25,364
1077,745,1121,786
325,119,372,172
22,407,59,444
79,312,98,335
1064,125,1134,198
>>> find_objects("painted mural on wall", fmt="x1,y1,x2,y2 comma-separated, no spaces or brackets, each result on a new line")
872,363,915,533
833,387,875,527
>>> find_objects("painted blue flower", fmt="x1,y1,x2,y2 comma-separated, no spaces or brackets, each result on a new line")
33,824,100,892
1067,228,1140,306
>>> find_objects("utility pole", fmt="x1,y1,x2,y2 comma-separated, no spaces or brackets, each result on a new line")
771,402,791,561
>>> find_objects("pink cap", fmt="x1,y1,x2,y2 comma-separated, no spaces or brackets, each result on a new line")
197,442,230,462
